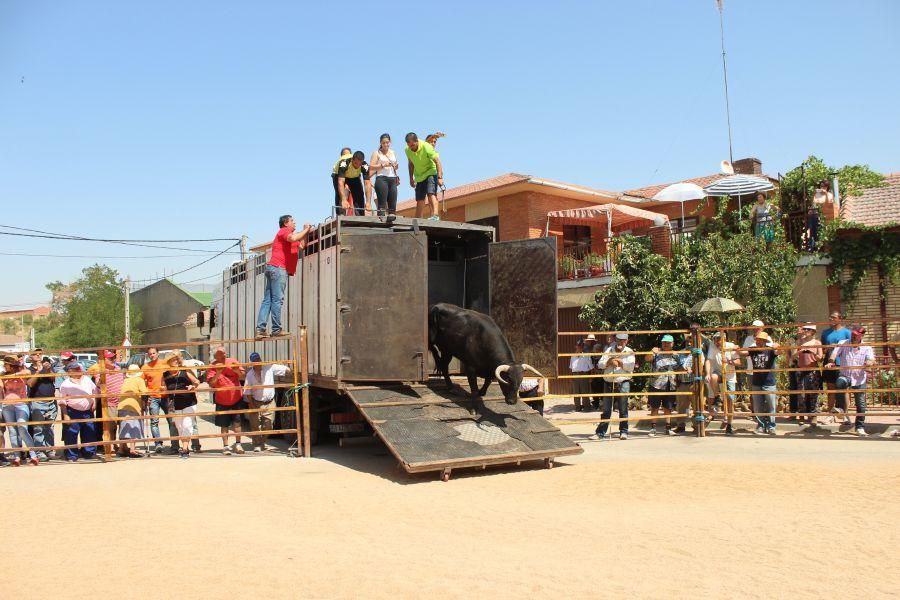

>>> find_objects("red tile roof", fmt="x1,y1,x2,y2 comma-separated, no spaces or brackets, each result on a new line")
396,173,617,212
624,174,733,199
840,172,900,228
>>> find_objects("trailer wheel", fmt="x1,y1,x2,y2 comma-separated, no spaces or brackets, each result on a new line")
440,468,451,482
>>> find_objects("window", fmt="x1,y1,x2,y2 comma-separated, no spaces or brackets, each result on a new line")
562,225,592,258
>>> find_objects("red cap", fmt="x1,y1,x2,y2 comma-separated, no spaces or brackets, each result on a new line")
60,351,75,360
852,327,866,336
104,350,116,359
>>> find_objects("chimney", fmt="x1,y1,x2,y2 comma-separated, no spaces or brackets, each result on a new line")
732,157,762,175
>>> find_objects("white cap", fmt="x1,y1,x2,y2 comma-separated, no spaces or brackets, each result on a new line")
752,320,764,327
615,333,629,340
585,334,596,341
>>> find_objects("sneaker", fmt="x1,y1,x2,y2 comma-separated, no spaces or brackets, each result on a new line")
648,428,657,437
674,425,686,434
153,444,164,454
167,446,180,456
192,445,202,454
128,451,144,458
666,427,676,436
66,457,78,463
595,430,609,440
725,424,734,436
255,329,268,339
253,447,262,453
766,428,776,436
856,428,867,437
29,457,40,466
428,215,440,221
233,444,245,455
754,426,764,435
36,452,49,462
223,447,232,456
11,457,21,467
619,432,628,441
271,331,290,338
179,451,189,459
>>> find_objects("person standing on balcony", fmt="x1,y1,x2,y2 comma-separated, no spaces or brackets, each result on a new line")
821,311,851,419
750,192,777,242
595,333,635,440
806,180,832,251
370,134,400,216
568,339,593,412
404,132,444,220
827,327,875,436
256,215,312,339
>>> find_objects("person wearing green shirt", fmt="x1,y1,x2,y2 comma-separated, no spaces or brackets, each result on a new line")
404,132,444,220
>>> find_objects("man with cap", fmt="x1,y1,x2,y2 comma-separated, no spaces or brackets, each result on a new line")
791,323,823,425
738,331,782,435
568,338,594,412
142,347,180,454
27,354,59,461
705,332,740,435
740,320,766,392
89,350,125,454
826,327,875,436
54,351,78,388
242,351,291,452
595,333,635,440
648,334,680,436
58,362,100,461
820,311,851,417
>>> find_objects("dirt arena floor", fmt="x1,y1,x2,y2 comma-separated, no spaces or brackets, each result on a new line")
2,424,898,599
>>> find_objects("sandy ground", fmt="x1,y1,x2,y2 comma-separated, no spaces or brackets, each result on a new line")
1,421,899,599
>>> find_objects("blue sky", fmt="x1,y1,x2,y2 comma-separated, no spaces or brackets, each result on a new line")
1,0,898,306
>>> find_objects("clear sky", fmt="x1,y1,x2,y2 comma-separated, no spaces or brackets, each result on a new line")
1,0,898,307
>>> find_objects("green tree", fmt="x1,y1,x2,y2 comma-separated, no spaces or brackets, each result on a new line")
1,318,17,335
40,265,143,349
778,155,884,211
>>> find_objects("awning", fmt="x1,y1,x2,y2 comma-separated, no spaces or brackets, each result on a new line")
545,203,669,238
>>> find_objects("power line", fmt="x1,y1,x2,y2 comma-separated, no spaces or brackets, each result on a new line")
0,226,242,253
0,251,242,259
128,241,241,285
0,224,240,243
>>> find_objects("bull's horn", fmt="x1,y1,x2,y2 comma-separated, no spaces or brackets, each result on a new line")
521,363,545,378
495,364,511,384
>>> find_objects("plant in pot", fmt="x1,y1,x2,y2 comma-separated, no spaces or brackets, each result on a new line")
560,255,577,279
586,253,604,276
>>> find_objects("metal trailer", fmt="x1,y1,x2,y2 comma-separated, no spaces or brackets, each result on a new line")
218,215,582,478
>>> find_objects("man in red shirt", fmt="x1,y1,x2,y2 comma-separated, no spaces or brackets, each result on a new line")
256,215,311,338
207,346,247,454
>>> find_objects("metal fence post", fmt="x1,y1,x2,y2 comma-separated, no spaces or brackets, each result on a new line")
691,325,705,437
300,326,311,458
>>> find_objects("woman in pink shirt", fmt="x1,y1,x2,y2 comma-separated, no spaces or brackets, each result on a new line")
2,355,39,466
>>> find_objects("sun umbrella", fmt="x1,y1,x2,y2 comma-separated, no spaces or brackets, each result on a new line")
690,297,744,313
703,175,775,218
652,182,707,226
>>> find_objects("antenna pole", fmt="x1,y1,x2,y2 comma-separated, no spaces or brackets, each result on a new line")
717,0,734,164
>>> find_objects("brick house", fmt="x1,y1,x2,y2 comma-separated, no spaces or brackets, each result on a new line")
829,172,900,351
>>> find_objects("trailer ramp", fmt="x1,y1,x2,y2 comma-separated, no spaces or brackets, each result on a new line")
345,380,582,480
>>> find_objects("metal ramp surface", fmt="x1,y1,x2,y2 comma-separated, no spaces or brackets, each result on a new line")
345,380,582,478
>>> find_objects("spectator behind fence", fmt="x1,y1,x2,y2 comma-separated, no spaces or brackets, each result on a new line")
27,355,58,462
118,365,149,458
54,351,78,388
58,362,99,462
90,350,124,455
142,347,180,455
587,334,604,410
792,323,823,426
705,332,739,436
519,376,544,415
673,333,695,434
243,351,291,452
740,331,783,435
208,347,246,455
595,333,635,441
648,335,680,436
821,311,851,417
568,339,593,412
164,351,201,459
255,215,312,339
2,354,39,466
740,320,765,392
827,327,875,437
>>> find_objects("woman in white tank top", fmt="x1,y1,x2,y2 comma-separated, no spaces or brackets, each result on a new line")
370,133,400,216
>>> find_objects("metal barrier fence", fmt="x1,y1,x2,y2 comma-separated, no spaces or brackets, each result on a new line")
0,327,312,462
533,319,900,438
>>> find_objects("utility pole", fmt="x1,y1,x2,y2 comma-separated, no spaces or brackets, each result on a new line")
124,276,131,359
240,235,248,261
716,0,734,165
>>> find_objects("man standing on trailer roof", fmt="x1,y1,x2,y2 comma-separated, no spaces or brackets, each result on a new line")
404,132,444,220
256,215,311,339
334,151,372,216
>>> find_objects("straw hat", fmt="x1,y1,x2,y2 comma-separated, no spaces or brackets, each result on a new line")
125,364,142,378
754,331,772,342
166,351,183,365
2,355,20,368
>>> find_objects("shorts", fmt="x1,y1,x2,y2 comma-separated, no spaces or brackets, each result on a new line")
214,400,247,428
648,391,676,411
414,174,438,201
821,367,838,385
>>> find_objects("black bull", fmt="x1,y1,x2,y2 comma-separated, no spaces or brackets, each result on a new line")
428,303,543,404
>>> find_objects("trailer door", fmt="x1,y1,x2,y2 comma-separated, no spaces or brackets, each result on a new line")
489,237,558,377
338,229,428,381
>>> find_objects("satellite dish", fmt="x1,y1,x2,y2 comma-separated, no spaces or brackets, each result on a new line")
720,160,734,175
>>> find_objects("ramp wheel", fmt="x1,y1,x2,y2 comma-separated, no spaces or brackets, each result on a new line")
440,468,452,482
544,457,554,469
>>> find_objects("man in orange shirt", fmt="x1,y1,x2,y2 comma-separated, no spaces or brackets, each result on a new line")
142,347,179,454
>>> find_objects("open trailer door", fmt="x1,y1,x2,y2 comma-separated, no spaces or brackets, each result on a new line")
489,237,558,377
338,229,428,382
